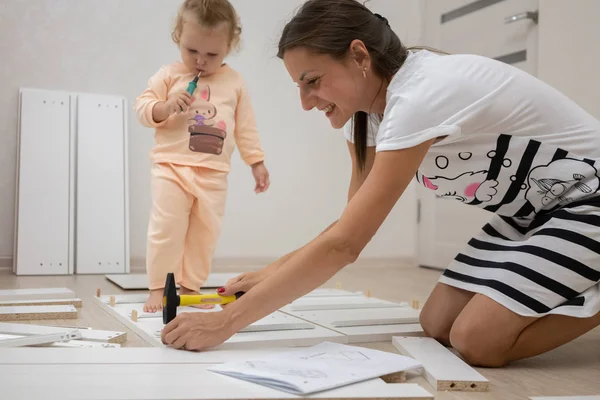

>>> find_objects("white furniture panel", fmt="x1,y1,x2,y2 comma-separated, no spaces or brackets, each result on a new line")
14,88,73,275
75,94,129,274
0,322,126,344
282,296,406,311
0,347,293,365
0,364,433,399
284,307,424,343
392,336,489,392
94,296,345,349
302,307,420,328
0,287,75,301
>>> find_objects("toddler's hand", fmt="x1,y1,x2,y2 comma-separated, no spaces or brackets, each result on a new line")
251,162,270,194
164,90,194,115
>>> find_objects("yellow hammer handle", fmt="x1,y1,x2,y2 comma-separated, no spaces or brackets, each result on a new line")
179,294,237,306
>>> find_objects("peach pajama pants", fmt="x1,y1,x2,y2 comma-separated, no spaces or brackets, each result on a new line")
146,162,228,291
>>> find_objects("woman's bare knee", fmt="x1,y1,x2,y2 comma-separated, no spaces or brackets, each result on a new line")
419,303,451,345
449,319,509,367
448,294,534,367
419,283,475,345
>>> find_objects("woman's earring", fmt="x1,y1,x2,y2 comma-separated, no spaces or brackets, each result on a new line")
362,68,367,78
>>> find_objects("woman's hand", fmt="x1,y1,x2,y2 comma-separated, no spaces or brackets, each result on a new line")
160,270,271,350
161,310,233,351
218,270,269,297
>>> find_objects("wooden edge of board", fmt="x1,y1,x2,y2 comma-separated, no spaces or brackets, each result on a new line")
0,299,83,308
107,331,128,344
380,371,407,383
437,379,490,392
392,336,489,393
0,306,78,322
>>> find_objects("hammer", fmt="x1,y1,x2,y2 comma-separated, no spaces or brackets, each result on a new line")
162,272,244,324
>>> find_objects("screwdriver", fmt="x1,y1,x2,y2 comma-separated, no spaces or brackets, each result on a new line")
181,71,202,111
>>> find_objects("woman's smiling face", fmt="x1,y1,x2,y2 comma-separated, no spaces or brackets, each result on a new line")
283,46,369,129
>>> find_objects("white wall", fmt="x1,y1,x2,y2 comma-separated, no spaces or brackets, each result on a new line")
0,0,423,267
537,0,600,120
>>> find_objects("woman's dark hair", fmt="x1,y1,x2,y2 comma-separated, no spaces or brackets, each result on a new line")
277,0,408,171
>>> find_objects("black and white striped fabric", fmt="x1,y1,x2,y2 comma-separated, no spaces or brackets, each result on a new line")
440,203,600,317
418,134,600,318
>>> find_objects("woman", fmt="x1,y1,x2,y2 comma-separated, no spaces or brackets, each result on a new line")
161,0,600,367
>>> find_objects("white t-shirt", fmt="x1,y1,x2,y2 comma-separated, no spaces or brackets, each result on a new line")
344,50,600,218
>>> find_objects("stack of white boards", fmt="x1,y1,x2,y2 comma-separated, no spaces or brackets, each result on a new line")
94,288,424,348
0,287,127,348
0,288,80,321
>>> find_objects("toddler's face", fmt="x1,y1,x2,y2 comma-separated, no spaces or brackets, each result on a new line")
179,16,231,77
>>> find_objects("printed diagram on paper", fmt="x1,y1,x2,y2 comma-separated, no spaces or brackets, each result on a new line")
245,360,329,379
303,351,371,362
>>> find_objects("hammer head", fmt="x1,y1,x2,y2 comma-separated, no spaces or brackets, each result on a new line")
162,273,180,324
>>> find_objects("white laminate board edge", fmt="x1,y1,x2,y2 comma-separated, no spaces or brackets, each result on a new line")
392,336,489,392
0,331,81,347
0,322,126,343
0,288,75,301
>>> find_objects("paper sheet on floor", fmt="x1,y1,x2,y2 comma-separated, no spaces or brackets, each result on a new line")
208,341,422,395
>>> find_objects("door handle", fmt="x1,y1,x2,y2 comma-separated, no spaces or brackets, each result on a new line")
505,10,538,24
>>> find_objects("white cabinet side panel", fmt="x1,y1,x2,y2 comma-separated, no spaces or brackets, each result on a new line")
76,94,127,274
15,89,71,275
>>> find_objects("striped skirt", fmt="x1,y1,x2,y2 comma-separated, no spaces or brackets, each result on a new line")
439,202,600,318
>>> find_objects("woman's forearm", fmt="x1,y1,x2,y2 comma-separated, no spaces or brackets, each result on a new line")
225,230,354,333
223,142,432,336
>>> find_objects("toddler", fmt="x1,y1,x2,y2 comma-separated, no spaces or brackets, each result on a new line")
134,0,269,312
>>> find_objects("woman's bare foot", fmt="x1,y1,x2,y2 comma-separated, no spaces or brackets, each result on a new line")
179,286,215,309
144,289,164,313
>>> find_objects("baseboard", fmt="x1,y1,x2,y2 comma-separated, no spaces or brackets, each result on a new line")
3,255,417,274
0,257,13,269
129,256,416,273
129,256,145,270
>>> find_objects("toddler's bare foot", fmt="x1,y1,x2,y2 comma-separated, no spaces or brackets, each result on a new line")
143,289,164,313
179,286,215,309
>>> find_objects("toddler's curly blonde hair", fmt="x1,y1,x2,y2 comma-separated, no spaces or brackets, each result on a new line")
172,0,242,50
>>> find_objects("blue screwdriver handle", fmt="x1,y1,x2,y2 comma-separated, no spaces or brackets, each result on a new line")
180,74,200,111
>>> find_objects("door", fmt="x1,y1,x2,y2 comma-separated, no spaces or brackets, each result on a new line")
418,0,539,269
